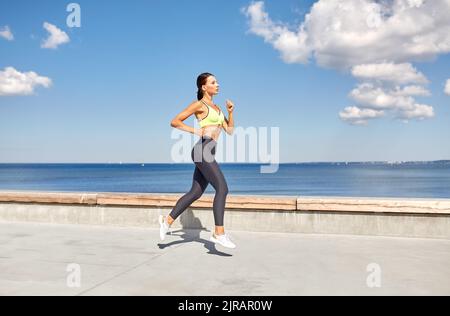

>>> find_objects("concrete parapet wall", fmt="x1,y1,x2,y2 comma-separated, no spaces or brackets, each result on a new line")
0,191,449,239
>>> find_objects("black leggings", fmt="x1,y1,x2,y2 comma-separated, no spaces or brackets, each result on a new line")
169,136,229,226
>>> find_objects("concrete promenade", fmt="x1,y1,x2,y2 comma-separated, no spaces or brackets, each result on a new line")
1,221,449,296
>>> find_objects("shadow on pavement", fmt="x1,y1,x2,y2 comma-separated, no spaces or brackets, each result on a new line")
157,209,233,257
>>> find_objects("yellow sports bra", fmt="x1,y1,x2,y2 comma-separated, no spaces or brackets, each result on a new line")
198,100,225,128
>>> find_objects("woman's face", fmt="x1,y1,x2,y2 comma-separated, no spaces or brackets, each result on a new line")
203,76,220,96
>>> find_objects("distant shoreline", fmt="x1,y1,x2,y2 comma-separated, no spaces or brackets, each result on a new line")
1,161,449,165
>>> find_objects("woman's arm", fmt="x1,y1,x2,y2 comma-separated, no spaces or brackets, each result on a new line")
222,100,235,135
222,112,234,135
170,101,203,136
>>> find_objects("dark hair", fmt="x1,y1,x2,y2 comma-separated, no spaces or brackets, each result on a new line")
196,72,214,100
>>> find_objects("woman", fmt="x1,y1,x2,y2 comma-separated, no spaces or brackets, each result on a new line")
159,72,236,249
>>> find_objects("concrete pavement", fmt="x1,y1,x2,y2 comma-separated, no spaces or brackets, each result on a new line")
0,221,449,296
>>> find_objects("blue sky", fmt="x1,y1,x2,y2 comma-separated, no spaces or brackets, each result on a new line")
1,0,449,163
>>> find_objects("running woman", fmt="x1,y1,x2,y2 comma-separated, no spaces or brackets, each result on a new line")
160,72,236,249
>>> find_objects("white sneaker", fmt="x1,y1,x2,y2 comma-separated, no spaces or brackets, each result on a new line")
159,215,171,241
210,233,236,249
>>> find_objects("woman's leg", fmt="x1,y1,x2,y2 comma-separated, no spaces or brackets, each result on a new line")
194,158,229,230
168,166,208,223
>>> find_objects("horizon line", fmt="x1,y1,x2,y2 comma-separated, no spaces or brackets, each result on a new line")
1,160,449,165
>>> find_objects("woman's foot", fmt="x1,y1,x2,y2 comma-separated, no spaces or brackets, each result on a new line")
210,232,236,249
159,215,171,241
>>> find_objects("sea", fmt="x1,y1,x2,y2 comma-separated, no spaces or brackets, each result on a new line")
0,161,449,199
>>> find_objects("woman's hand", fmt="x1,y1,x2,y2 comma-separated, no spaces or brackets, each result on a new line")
226,99,234,113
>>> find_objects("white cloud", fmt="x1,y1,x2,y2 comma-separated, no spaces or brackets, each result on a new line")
41,22,69,49
339,106,385,126
350,83,401,110
396,103,435,121
241,2,310,64
393,85,430,97
242,0,450,69
445,79,450,96
349,83,430,110
0,67,52,96
351,63,428,85
347,62,433,123
0,25,14,41
242,1,445,125
339,102,433,125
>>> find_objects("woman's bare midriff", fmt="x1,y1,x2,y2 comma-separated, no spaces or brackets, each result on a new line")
201,125,222,142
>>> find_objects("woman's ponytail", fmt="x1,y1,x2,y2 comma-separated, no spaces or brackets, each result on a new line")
197,89,203,101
